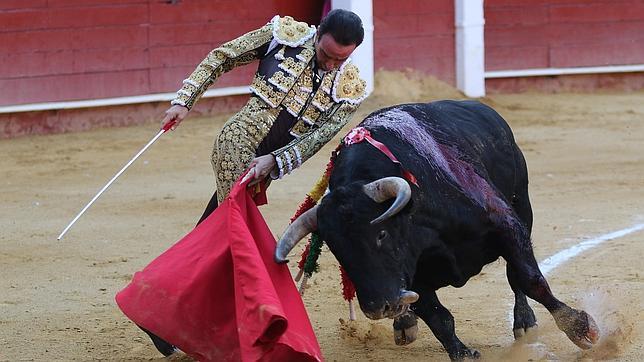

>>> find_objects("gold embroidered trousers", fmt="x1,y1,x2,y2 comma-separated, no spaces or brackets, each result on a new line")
212,97,280,203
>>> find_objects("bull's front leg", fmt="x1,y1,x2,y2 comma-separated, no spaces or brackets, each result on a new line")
501,235,600,349
393,310,418,345
412,287,480,360
507,263,538,339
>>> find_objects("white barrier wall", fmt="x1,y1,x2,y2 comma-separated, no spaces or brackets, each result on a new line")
455,0,485,97
332,0,375,96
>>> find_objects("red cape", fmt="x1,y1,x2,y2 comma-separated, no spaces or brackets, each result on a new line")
116,178,322,361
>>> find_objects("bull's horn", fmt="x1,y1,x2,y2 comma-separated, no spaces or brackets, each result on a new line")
363,177,411,224
274,205,318,264
399,290,419,304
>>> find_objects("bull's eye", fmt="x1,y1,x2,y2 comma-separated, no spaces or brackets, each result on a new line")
376,230,388,248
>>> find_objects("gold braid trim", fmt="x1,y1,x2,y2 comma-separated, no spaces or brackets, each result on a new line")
271,15,316,47
271,102,359,179
250,38,315,110
332,61,368,105
171,22,274,109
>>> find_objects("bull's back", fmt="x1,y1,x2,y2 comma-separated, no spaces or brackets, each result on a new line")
400,100,516,162
366,101,521,173
361,100,527,212
425,101,522,191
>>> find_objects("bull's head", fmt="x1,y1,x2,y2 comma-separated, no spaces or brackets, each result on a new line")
275,177,420,320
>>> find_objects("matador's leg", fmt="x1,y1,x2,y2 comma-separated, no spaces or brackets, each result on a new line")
212,117,257,204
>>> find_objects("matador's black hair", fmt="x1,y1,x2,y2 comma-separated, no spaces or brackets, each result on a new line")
318,9,364,46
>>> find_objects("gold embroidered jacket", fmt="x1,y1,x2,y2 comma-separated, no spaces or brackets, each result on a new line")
171,15,368,179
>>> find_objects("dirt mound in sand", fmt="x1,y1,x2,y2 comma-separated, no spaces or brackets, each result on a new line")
365,70,465,109
338,318,391,344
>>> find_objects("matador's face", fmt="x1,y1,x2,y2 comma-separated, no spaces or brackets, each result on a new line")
315,33,356,72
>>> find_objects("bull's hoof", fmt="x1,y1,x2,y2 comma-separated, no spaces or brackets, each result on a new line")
513,325,538,342
448,347,481,361
394,324,418,345
553,307,600,349
393,311,418,345
513,300,537,340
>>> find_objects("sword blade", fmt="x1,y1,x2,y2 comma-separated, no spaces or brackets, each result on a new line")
57,120,175,240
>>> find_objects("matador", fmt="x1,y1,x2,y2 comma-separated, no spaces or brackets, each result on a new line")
164,10,367,217
141,10,367,356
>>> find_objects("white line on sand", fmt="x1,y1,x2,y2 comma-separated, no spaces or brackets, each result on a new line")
538,223,644,276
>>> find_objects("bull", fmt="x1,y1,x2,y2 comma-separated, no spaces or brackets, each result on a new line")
275,101,600,360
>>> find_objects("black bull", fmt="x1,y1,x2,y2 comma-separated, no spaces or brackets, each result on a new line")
275,100,600,360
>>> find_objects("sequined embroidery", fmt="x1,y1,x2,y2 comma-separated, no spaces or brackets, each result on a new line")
278,56,308,77
250,74,283,108
274,46,286,60
268,70,296,93
296,48,314,62
271,15,316,47
332,60,368,104
274,102,359,178
212,97,280,202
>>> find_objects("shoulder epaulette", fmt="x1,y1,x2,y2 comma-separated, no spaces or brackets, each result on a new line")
271,15,316,47
332,60,368,104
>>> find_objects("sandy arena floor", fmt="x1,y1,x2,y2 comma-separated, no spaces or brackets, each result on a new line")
1,71,643,361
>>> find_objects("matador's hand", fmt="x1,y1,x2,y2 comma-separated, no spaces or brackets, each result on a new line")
242,154,277,186
160,105,189,131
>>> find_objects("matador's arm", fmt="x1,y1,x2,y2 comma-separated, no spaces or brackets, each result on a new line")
171,23,273,109
270,102,360,179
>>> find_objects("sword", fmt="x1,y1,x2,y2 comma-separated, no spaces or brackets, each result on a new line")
57,120,177,240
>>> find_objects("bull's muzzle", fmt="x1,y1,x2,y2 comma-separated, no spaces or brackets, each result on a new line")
363,290,420,320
